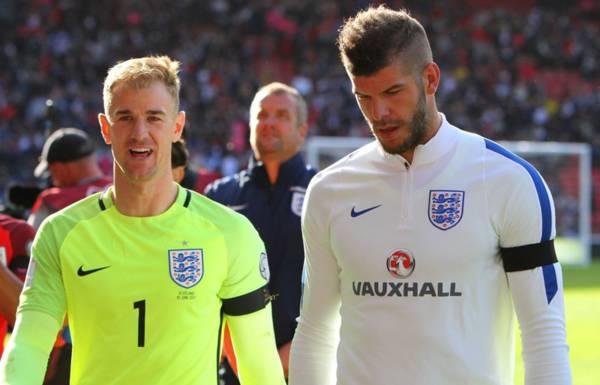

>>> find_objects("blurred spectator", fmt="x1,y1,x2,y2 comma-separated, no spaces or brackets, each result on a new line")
27,127,111,229
0,0,598,230
206,82,316,381
171,139,221,193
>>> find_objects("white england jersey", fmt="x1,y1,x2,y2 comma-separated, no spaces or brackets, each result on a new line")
289,115,571,385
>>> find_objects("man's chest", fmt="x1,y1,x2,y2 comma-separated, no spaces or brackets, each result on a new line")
59,222,229,312
328,169,499,285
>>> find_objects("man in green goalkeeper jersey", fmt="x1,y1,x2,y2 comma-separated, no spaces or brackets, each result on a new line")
0,56,285,385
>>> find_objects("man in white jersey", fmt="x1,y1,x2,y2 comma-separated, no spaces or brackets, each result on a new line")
289,5,571,385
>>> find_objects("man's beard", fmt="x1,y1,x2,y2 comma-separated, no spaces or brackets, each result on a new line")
373,89,428,155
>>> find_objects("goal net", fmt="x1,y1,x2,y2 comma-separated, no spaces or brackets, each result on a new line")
304,137,592,266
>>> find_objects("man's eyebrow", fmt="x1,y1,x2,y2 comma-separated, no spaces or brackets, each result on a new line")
383,84,405,93
113,109,167,116
147,110,167,116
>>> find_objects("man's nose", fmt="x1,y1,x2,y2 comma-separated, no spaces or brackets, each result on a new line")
131,117,149,139
371,99,390,122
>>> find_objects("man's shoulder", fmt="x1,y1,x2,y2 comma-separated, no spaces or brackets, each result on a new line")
204,171,249,199
185,189,254,233
309,141,378,186
44,192,104,226
298,163,318,184
35,192,105,248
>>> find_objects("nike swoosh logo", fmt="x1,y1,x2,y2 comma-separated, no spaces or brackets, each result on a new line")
77,265,110,277
351,204,382,218
227,204,248,211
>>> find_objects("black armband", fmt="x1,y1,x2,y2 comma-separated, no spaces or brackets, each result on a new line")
222,284,271,316
501,239,558,272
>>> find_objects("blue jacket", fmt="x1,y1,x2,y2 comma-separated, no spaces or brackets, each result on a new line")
205,153,316,347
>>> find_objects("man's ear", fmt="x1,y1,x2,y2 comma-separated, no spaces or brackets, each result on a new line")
298,122,309,141
98,113,111,144
173,111,186,141
423,62,440,96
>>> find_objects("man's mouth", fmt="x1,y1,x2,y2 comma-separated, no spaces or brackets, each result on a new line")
129,148,153,158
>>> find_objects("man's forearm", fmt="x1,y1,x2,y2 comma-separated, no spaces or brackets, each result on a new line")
278,341,291,378
0,310,60,385
226,303,285,385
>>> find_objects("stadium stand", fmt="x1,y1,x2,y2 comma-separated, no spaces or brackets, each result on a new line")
0,0,598,233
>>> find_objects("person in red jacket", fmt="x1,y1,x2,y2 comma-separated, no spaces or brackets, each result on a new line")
28,127,112,230
0,213,36,357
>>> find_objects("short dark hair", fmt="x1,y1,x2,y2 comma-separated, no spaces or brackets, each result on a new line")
171,140,189,169
337,5,432,76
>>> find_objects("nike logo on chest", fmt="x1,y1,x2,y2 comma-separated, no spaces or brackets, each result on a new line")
350,204,382,218
77,265,110,277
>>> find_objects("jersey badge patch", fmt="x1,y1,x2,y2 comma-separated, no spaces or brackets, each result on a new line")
290,191,305,217
168,249,204,288
259,252,270,281
428,190,465,230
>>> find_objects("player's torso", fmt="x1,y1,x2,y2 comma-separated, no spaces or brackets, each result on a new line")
326,138,514,385
60,205,226,385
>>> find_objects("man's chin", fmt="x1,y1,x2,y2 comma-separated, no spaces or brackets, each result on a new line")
256,144,283,156
375,137,412,156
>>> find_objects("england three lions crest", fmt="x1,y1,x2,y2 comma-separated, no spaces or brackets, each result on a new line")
169,249,204,288
290,186,307,217
428,190,465,230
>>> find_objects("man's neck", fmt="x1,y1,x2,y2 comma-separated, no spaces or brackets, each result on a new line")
112,173,179,217
259,152,297,185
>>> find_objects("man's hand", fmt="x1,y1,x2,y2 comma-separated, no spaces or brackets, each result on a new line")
278,341,291,378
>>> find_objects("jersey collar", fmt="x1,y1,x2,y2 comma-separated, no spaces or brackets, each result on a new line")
98,185,190,215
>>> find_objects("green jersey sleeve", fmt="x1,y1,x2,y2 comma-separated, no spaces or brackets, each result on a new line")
219,215,271,315
226,303,285,385
18,217,68,324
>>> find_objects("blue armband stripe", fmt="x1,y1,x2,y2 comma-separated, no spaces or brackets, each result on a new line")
485,139,552,242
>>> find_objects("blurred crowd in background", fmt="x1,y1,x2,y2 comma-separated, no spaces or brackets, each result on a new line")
0,0,599,229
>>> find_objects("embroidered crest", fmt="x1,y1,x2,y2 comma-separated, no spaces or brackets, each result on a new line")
428,190,465,230
259,252,270,281
290,192,305,217
168,249,204,288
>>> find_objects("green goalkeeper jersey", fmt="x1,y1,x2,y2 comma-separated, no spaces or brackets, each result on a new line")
19,186,272,385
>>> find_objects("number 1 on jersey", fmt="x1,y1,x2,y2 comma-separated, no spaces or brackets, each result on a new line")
133,300,146,347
